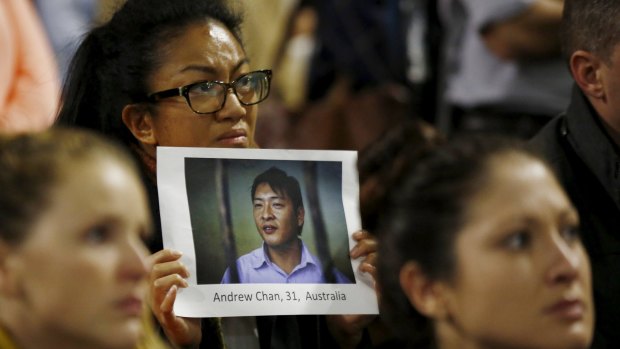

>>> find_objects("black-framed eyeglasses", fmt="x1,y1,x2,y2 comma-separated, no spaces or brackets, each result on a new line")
147,69,272,114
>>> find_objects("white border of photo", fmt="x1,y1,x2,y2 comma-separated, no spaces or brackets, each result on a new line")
156,147,378,317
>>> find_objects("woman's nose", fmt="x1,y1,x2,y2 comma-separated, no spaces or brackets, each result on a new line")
120,238,150,281
214,88,246,122
545,234,582,286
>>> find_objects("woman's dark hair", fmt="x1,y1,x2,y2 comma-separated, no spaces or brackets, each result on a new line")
55,0,243,146
0,128,139,245
376,136,539,348
357,118,443,233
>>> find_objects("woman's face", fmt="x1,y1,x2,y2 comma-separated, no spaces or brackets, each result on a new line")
144,20,258,148
7,158,151,348
439,154,593,349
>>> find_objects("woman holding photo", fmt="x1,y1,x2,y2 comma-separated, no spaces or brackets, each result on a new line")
56,0,377,347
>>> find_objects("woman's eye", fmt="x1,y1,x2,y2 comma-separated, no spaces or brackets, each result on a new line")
84,225,112,245
235,77,254,93
192,82,219,96
503,230,531,250
560,225,581,243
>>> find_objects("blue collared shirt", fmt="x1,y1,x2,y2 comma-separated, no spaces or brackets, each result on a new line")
221,241,352,284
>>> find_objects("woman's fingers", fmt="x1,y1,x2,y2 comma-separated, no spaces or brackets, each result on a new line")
349,230,378,281
151,260,190,280
359,253,378,280
157,285,203,346
153,273,189,297
149,249,189,281
350,230,377,259
150,248,183,264
160,285,178,316
147,252,201,346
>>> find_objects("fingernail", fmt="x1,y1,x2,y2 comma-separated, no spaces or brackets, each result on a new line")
350,246,359,258
362,263,376,273
171,249,183,257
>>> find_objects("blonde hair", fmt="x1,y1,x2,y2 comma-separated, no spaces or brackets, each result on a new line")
0,128,137,244
0,128,168,349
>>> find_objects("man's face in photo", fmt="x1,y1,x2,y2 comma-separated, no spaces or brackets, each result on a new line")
252,182,304,250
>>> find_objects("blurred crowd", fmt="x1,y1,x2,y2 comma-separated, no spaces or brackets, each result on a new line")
3,0,568,143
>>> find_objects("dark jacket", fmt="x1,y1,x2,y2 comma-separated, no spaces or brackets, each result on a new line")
530,86,620,349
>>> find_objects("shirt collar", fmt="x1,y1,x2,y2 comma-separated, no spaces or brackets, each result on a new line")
251,239,319,270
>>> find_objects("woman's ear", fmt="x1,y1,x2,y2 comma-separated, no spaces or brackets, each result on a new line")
0,241,19,297
0,242,7,294
121,104,158,146
570,50,605,99
399,261,450,320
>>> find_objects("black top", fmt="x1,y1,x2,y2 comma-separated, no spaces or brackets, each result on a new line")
530,85,620,349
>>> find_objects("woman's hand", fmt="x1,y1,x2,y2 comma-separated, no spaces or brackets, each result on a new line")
326,230,378,348
349,230,377,280
148,249,201,347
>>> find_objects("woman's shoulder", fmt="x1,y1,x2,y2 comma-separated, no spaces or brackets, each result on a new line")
0,326,18,349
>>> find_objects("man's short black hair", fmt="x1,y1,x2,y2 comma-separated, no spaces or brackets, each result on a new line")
561,0,620,63
251,167,304,212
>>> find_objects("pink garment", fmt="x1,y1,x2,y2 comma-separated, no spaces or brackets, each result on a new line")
0,0,60,132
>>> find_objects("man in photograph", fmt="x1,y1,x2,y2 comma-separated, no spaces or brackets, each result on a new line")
221,166,351,284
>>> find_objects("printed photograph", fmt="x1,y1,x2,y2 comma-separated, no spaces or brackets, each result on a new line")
184,158,355,285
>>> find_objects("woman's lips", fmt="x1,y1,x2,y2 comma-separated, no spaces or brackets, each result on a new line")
544,299,585,321
217,129,248,146
116,296,143,317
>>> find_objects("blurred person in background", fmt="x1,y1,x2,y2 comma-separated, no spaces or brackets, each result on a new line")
531,0,620,347
378,137,594,349
0,0,59,132
35,0,98,82
356,117,443,348
34,0,126,82
0,128,167,349
253,0,442,152
437,0,569,138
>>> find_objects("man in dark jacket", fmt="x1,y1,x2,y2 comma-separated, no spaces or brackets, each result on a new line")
530,1,620,348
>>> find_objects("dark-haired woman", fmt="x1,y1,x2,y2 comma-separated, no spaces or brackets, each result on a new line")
377,138,594,349
56,1,376,348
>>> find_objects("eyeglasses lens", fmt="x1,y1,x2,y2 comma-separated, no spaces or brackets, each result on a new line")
188,71,270,113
